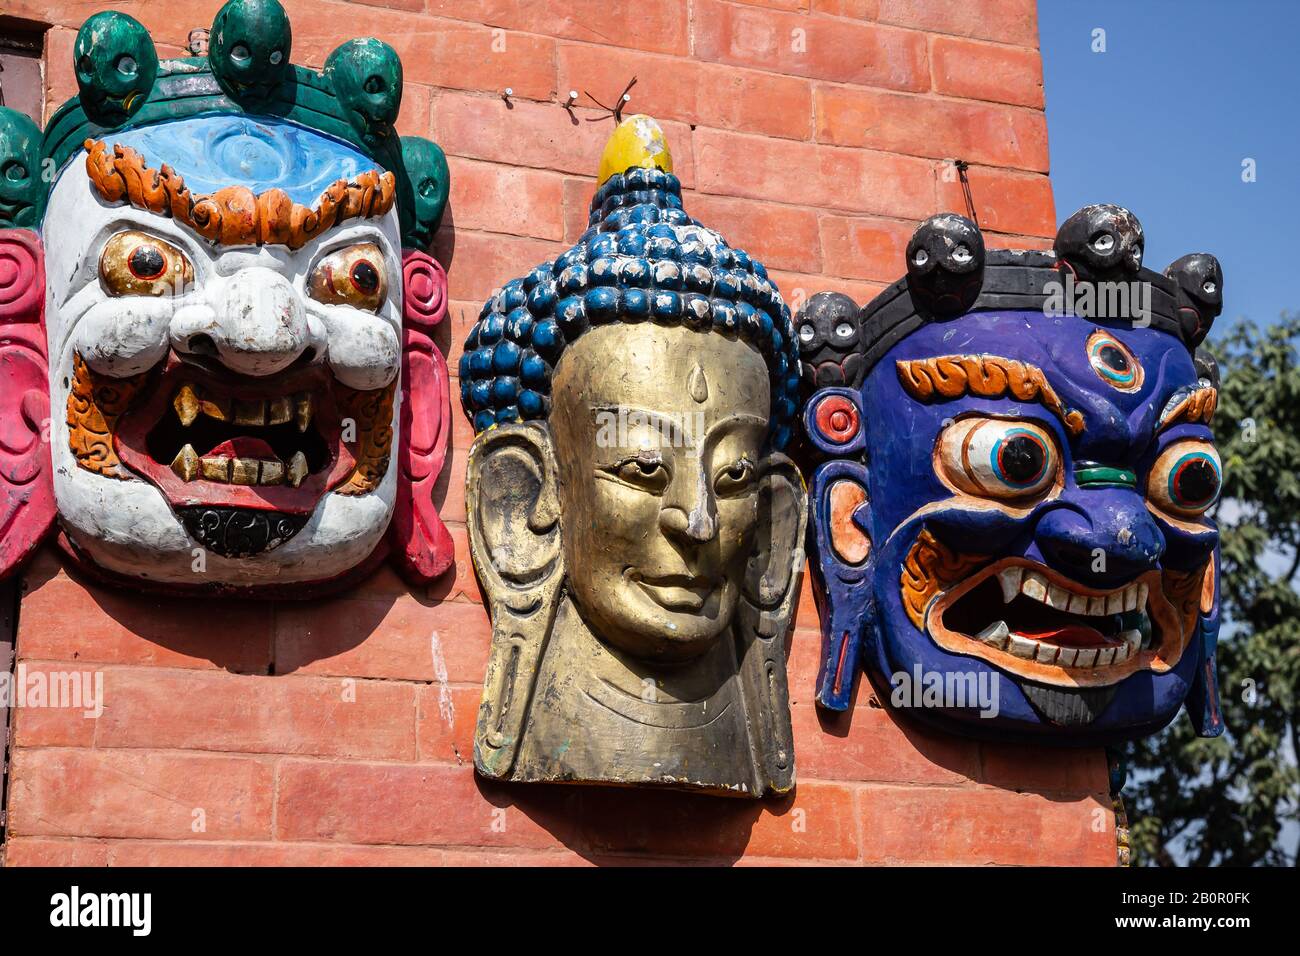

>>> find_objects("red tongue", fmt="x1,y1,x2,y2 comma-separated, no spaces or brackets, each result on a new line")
1019,624,1113,648
202,437,276,459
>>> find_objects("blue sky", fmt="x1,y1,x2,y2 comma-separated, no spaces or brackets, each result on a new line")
1038,0,1298,330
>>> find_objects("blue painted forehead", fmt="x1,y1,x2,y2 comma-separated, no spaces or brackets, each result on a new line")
105,114,379,207
458,166,802,449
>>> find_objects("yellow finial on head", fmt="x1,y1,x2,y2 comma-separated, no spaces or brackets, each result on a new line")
597,114,673,186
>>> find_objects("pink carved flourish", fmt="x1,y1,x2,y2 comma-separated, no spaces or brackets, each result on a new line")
0,229,55,579
387,249,454,584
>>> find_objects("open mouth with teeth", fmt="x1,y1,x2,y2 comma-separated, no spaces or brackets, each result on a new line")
901,529,1194,689
942,567,1153,669
113,359,356,515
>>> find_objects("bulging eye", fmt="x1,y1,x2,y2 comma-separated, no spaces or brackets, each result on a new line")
99,231,193,297
715,457,755,495
798,324,815,343
951,244,972,264
1087,330,1143,391
308,242,388,312
1091,232,1115,254
938,417,1060,500
1202,280,1217,295
834,322,854,339
1148,440,1221,517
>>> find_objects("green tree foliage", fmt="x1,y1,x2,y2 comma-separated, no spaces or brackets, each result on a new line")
1129,314,1300,866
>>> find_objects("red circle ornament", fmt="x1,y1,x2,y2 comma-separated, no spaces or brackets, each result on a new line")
814,394,859,444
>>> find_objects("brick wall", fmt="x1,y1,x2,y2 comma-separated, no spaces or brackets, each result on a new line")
2,0,1116,866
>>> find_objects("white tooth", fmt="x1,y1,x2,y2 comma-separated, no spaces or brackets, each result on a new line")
1106,591,1124,615
267,396,293,425
976,621,1010,648
1096,647,1117,666
1121,629,1141,654
1124,585,1138,612
1137,582,1149,610
1088,596,1106,616
170,444,199,481
1007,634,1037,659
295,393,313,433
231,457,260,486
1068,594,1089,614
1022,573,1048,603
1075,648,1098,667
287,451,308,488
200,456,231,483
1035,642,1058,663
1057,647,1079,666
174,385,199,426
998,568,1023,602
1113,643,1129,662
1047,585,1070,610
260,459,285,485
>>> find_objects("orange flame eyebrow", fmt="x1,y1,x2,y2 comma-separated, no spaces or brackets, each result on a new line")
83,139,396,250
895,355,1086,436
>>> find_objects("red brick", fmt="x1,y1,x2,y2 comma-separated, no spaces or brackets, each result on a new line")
438,446,470,524
4,837,112,867
436,228,568,305
283,4,556,101
856,786,1116,865
815,85,1049,172
91,668,418,760
431,91,695,186
275,759,579,847
563,177,596,242
427,522,485,606
396,82,434,138
936,164,1056,237
811,0,879,18
17,558,273,674
7,662,101,748
980,742,1110,795
694,128,934,220
42,27,78,125
447,158,567,241
424,24,556,101
931,35,1045,109
792,694,981,784
7,749,274,841
556,44,814,142
768,270,886,312
819,213,913,281
732,0,811,11
274,591,490,682
579,781,859,860
416,683,481,763
444,299,486,373
688,194,823,273
693,0,928,91
426,0,691,56
877,0,1040,48
97,840,591,866
107,841,449,866
986,231,1054,252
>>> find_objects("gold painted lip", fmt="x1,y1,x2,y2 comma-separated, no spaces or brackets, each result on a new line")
924,556,1190,689
631,573,716,612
